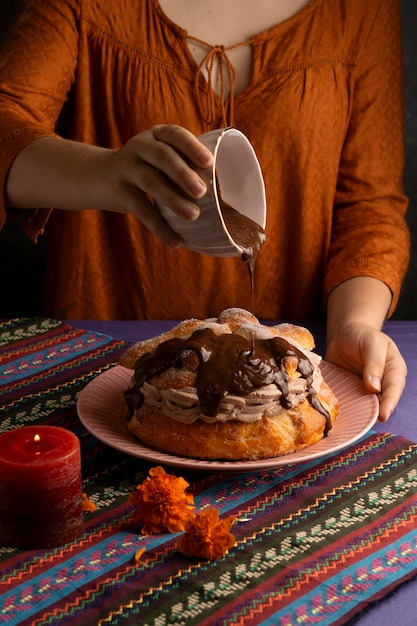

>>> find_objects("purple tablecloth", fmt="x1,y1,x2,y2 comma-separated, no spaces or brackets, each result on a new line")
69,318,417,626
1,318,416,625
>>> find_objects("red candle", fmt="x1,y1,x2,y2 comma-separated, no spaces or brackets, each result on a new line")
0,426,84,549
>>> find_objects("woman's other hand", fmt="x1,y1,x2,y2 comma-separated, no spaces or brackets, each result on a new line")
325,322,407,421
326,277,407,421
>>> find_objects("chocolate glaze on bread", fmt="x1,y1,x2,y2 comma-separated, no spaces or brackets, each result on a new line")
121,308,339,461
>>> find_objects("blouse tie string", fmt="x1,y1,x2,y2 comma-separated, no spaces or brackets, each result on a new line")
188,35,253,128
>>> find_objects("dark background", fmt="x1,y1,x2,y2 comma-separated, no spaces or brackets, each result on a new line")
0,0,416,320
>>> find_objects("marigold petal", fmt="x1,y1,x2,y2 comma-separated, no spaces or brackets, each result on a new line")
149,466,166,478
82,493,97,512
133,547,146,564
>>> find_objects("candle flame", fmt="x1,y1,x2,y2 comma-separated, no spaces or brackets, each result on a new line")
34,434,41,445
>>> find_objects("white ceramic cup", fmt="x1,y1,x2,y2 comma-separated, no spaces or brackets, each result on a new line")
157,128,267,257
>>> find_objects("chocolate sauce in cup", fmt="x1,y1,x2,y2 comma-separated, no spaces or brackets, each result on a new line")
157,128,267,264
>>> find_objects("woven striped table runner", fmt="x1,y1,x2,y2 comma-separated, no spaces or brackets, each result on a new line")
1,318,416,625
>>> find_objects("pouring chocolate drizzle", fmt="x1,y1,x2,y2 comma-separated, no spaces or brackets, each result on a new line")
219,199,266,294
124,327,332,435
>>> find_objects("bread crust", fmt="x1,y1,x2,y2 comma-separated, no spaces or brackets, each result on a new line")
126,383,338,461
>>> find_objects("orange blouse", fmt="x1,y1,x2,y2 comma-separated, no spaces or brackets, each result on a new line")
0,0,409,320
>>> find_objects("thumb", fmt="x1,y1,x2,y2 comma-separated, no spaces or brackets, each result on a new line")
361,337,388,394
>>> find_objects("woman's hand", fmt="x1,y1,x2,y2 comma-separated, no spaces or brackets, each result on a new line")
326,277,407,421
325,322,407,421
99,125,213,244
5,125,214,247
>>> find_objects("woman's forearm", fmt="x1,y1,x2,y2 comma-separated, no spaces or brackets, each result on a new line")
5,126,212,214
326,276,392,343
5,137,112,211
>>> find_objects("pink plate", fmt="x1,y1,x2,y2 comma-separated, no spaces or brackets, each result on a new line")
77,363,379,471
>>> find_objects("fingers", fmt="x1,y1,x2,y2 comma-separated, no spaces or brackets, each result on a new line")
135,125,213,203
325,323,407,423
115,125,214,223
123,159,202,221
114,184,184,248
153,125,213,170
361,333,407,422
361,338,386,395
377,343,407,422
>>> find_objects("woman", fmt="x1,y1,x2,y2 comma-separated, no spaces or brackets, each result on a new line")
0,0,409,420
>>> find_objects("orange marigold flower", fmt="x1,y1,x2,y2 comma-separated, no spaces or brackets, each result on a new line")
128,466,195,534
82,493,97,512
178,508,236,561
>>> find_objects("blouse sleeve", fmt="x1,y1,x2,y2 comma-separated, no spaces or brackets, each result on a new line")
0,0,80,240
324,0,410,316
